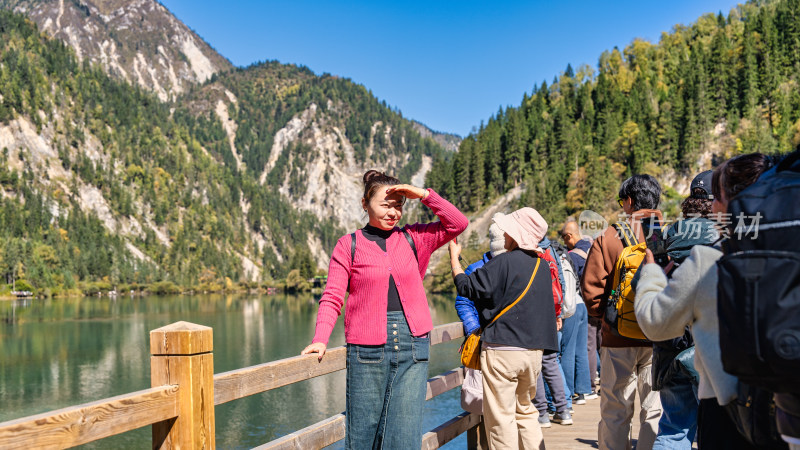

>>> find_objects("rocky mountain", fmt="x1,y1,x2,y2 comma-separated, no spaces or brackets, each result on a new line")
0,4,452,292
411,121,461,152
1,0,450,240
0,0,232,100
180,62,448,235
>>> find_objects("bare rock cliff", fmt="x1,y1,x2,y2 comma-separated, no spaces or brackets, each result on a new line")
2,0,231,100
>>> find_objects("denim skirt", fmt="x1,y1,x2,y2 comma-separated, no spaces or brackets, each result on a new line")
345,311,430,450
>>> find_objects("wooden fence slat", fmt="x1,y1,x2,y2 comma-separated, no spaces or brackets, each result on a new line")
430,322,464,346
0,385,179,450
256,365,467,449
254,413,345,450
426,367,465,400
0,322,467,449
421,411,481,450
213,346,347,405
215,322,464,405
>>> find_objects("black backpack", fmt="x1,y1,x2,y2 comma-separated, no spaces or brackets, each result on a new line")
717,149,800,394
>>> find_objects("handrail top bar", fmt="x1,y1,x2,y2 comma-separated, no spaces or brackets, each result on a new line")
0,385,178,428
0,385,180,450
214,321,464,380
213,322,465,405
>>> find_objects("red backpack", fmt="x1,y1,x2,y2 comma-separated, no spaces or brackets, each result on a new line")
540,250,563,318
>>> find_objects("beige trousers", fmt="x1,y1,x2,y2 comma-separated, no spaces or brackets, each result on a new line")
481,348,545,450
598,346,662,450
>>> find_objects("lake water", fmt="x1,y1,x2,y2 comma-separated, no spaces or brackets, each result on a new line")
0,293,467,449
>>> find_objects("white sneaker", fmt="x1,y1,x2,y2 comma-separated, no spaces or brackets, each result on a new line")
552,411,573,425
538,414,552,428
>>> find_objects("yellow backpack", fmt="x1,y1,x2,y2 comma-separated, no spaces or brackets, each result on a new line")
603,222,650,342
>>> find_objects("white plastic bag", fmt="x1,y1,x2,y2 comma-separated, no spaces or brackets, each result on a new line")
460,368,483,415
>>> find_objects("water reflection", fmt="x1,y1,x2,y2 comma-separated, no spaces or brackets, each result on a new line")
0,292,465,448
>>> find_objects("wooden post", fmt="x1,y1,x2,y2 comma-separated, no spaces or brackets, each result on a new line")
150,321,215,449
466,421,488,450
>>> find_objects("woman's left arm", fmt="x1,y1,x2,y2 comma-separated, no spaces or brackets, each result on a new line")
391,186,468,260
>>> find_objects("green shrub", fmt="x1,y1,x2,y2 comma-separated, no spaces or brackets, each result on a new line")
149,281,181,295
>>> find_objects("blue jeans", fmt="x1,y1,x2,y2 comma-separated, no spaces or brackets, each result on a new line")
345,311,429,450
561,303,591,397
653,372,699,449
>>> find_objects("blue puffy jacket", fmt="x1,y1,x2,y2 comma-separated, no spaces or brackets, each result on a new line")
454,252,491,334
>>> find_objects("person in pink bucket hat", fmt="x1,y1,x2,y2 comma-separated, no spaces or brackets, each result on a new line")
449,207,559,449
492,207,548,253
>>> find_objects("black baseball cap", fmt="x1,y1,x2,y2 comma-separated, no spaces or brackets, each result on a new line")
690,170,713,200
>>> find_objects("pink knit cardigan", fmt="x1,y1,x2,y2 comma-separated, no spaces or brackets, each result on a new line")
312,189,468,345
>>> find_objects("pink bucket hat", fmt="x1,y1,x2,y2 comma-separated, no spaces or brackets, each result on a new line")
492,208,548,253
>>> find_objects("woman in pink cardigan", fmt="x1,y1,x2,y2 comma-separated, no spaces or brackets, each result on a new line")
302,170,468,449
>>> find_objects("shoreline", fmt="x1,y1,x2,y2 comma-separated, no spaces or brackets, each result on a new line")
0,286,323,301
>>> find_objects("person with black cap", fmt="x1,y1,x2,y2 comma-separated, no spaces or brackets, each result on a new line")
643,170,718,449
635,156,777,450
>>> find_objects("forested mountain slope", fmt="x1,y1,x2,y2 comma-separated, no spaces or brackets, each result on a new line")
426,0,800,224
0,0,453,236
179,62,449,232
0,11,449,294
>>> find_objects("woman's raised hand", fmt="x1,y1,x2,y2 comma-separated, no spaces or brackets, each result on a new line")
301,342,327,362
385,184,428,200
448,239,462,259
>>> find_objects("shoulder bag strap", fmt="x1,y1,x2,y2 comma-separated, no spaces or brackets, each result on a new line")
350,232,357,263
401,228,418,262
351,229,417,290
347,232,357,293
570,248,588,260
623,221,639,245
613,222,638,247
487,258,542,328
612,223,628,247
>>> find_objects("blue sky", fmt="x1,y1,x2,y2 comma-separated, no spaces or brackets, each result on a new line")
160,0,741,137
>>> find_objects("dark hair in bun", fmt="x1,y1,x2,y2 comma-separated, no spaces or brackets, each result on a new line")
363,170,400,202
712,153,773,202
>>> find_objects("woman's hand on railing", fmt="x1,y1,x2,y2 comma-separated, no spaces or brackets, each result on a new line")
301,342,327,362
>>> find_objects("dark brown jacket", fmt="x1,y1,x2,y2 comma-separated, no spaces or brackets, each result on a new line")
580,209,663,348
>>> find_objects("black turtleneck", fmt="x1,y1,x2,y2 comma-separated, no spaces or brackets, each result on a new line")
361,225,403,312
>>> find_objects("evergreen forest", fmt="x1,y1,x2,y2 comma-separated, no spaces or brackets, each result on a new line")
0,11,446,296
426,0,800,224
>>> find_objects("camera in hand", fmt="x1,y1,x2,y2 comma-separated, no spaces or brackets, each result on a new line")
641,219,670,268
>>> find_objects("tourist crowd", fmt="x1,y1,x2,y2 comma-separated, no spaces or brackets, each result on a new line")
304,148,800,449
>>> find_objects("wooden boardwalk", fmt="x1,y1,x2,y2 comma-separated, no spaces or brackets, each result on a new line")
538,395,642,449
538,395,699,450
539,396,604,449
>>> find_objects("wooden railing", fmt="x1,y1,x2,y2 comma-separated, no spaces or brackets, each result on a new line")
0,320,481,449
